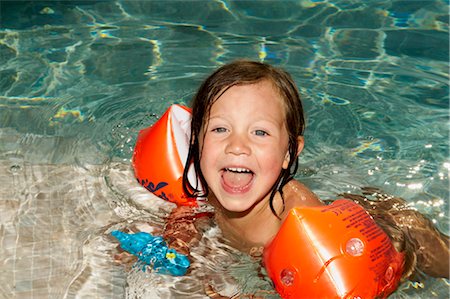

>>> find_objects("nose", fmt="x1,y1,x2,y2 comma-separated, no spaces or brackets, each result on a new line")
225,132,251,155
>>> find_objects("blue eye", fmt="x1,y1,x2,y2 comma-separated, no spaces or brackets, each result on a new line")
255,130,268,136
212,127,227,133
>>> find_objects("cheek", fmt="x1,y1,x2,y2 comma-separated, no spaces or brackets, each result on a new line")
258,147,287,171
199,150,211,169
268,146,290,171
199,138,216,175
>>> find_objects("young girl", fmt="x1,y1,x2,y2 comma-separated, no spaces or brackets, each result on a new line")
180,59,321,256
166,59,449,281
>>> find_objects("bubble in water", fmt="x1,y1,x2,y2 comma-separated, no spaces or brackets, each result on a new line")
345,238,364,256
9,164,21,174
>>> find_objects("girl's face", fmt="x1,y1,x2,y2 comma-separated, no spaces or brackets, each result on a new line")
199,80,291,213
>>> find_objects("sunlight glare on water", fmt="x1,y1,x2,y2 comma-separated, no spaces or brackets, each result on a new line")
0,0,448,298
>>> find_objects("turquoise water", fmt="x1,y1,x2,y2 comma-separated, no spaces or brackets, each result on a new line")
0,0,448,298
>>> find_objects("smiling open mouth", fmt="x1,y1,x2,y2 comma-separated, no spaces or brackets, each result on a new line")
221,167,254,191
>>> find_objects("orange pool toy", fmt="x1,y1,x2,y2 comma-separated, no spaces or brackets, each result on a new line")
132,104,198,206
264,199,405,299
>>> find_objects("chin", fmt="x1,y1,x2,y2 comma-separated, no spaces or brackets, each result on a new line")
219,198,256,213
225,206,249,213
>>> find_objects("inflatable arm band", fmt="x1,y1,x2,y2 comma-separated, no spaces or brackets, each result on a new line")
132,105,405,297
133,104,198,206
264,199,405,298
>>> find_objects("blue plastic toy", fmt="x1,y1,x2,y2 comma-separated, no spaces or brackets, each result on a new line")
111,230,190,276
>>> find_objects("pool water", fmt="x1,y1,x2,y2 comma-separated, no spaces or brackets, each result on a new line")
0,0,448,298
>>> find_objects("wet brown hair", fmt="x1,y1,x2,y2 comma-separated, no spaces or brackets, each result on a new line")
182,59,305,217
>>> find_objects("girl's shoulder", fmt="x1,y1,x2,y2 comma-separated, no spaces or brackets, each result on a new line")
283,180,323,211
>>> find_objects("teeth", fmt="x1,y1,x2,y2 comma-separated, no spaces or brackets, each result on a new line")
226,167,251,173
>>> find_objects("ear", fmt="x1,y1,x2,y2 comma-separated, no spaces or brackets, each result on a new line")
296,136,305,156
282,136,304,169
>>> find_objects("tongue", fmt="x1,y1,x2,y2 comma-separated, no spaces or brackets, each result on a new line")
222,171,253,189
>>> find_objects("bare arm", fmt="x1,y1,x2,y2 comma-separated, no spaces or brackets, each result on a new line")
163,205,214,256
341,188,449,279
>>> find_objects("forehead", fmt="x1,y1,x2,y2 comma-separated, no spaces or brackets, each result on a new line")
208,80,286,116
